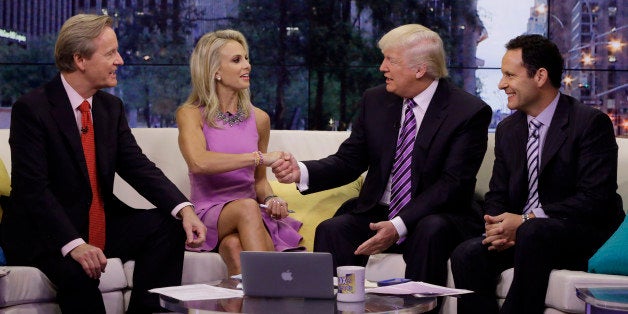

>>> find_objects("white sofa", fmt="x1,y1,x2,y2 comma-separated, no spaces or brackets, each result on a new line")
0,129,353,313
0,128,627,313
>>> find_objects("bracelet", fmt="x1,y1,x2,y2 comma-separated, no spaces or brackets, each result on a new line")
522,213,532,222
257,151,264,166
263,195,278,203
253,151,263,166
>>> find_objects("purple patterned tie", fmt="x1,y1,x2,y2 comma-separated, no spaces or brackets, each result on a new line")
389,99,417,220
523,119,542,213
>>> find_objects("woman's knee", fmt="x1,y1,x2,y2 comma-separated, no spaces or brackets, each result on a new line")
219,234,242,255
223,198,263,221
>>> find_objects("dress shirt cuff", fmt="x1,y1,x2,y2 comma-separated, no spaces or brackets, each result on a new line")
530,207,548,218
62,238,86,257
296,162,309,192
172,202,195,219
390,216,408,238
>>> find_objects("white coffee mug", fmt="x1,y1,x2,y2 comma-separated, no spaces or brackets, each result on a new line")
336,266,366,302
337,299,366,313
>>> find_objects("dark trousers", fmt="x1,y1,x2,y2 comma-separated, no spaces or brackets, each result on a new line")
451,218,606,314
33,203,185,314
314,203,482,312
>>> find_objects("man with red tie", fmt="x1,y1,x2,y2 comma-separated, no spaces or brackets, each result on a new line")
1,14,206,313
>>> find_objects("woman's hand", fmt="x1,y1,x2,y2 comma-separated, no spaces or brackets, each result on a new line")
262,151,285,166
264,196,289,219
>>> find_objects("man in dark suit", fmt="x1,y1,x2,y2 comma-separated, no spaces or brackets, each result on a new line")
1,14,207,313
451,34,625,314
271,24,492,292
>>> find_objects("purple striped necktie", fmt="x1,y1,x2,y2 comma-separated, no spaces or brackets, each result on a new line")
523,119,542,213
389,99,417,220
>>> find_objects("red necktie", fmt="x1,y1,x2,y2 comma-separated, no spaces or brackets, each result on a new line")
79,100,106,250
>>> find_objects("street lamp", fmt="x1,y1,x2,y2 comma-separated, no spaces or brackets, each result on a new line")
535,4,565,31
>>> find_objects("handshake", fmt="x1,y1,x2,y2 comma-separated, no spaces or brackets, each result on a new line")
265,151,301,184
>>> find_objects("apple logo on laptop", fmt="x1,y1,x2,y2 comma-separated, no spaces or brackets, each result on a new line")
281,270,293,281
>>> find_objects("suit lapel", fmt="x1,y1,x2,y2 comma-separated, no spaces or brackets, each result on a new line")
511,112,529,202
414,79,448,163
47,76,90,182
540,95,569,173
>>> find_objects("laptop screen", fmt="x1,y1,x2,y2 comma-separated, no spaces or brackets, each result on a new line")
240,251,335,299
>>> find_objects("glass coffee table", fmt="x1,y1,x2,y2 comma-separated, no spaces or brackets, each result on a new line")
576,285,628,314
159,279,437,313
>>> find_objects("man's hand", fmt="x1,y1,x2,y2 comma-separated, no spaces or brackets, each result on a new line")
70,243,107,279
270,152,300,184
179,206,207,248
354,222,398,255
482,213,521,251
262,151,285,166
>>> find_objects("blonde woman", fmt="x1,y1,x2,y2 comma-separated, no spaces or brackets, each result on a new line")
177,30,302,276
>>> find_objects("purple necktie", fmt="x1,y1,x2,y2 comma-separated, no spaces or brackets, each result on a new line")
389,99,417,220
523,119,542,213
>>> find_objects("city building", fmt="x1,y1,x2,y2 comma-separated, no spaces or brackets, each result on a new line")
532,0,627,135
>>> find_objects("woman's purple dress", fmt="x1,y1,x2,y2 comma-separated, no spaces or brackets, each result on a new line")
186,106,303,252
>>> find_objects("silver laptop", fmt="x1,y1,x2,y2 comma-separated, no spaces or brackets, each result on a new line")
240,251,335,299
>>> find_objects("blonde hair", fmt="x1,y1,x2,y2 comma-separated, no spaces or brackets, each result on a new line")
378,24,448,79
55,14,113,72
181,29,251,128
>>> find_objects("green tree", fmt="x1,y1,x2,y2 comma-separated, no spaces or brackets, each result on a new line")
307,0,379,130
112,3,195,127
0,35,57,106
355,0,484,93
234,0,309,129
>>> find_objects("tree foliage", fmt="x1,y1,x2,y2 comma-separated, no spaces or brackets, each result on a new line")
0,0,485,129
113,3,196,127
0,35,57,106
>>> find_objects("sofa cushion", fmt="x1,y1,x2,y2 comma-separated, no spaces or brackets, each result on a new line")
0,157,10,221
101,291,125,314
269,177,363,251
365,253,406,281
495,268,514,299
0,303,60,313
181,251,228,285
98,258,128,293
0,258,127,308
545,269,628,312
588,216,628,276
124,252,229,288
0,266,56,307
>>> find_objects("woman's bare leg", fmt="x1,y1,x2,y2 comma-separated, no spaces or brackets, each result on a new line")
218,198,274,252
219,233,243,276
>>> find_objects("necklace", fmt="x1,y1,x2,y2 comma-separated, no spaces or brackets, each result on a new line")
216,107,245,126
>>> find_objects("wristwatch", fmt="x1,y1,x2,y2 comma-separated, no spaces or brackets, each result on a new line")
522,213,532,222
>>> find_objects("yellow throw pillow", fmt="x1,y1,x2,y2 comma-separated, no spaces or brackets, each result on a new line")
269,177,363,251
0,158,10,221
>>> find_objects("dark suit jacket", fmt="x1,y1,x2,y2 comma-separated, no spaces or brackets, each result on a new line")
2,74,188,263
484,94,624,236
303,79,492,230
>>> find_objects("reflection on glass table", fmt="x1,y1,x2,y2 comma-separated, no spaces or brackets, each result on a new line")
159,279,437,313
576,285,628,314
